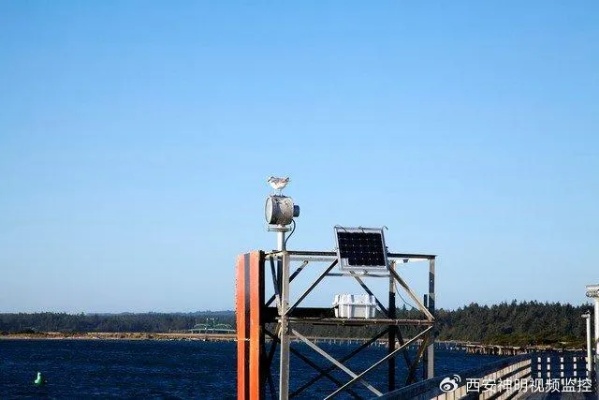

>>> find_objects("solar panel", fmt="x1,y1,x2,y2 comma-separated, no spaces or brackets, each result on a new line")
335,227,389,271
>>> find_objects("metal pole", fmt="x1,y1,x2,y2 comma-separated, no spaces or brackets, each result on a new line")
277,228,286,251
422,294,428,381
279,251,290,400
276,223,289,399
585,285,599,391
426,258,435,379
583,313,592,378
594,298,599,389
388,260,396,391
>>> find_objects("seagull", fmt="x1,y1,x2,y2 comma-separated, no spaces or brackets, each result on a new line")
267,176,290,195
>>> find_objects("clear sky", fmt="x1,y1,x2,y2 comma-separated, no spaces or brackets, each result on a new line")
1,1,597,313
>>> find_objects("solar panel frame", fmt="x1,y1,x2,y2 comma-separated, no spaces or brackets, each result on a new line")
334,227,389,271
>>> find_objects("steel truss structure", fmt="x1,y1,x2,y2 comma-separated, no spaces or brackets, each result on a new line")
236,250,436,400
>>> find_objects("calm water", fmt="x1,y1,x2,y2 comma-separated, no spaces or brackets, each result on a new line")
0,340,504,399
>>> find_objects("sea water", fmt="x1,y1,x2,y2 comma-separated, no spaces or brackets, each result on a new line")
0,340,504,399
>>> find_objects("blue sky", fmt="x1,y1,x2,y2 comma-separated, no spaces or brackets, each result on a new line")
1,1,597,313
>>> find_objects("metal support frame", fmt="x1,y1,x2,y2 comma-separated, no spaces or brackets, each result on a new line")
322,328,434,399
290,329,389,398
238,250,436,399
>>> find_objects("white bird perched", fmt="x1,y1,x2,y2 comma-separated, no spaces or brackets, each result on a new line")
267,176,290,195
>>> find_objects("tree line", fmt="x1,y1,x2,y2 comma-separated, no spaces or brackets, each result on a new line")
0,311,234,334
0,301,591,347
437,300,589,346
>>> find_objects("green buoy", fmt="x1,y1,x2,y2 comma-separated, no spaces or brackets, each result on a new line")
34,372,46,386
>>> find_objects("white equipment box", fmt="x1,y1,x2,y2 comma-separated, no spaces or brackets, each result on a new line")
333,294,377,319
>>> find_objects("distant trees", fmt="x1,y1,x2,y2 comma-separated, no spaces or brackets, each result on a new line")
0,302,591,347
435,301,589,347
0,311,234,334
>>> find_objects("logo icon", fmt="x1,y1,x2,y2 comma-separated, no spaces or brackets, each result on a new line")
439,374,461,393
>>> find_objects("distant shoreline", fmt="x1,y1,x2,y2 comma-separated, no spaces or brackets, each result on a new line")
0,332,237,341
0,333,585,355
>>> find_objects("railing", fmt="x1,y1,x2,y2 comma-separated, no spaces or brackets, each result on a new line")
378,353,594,400
529,354,593,395
532,354,591,380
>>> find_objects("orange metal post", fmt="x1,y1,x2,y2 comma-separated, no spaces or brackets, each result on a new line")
249,251,264,399
236,254,249,400
236,251,264,400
